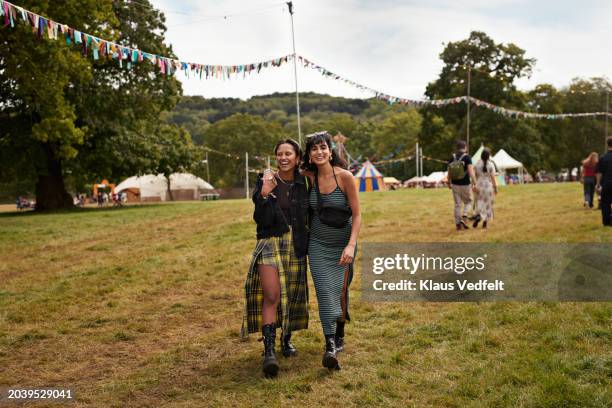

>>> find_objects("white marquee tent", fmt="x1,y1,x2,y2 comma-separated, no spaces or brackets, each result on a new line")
115,173,214,202
492,149,525,184
423,171,447,185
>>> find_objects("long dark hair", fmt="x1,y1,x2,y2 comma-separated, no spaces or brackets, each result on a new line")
481,148,491,173
301,131,348,171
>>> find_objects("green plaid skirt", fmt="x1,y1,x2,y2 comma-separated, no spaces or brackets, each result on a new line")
241,229,309,337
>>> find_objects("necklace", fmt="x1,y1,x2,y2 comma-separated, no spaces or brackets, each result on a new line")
275,174,294,198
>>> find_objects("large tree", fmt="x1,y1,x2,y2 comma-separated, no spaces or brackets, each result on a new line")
0,0,189,209
422,31,540,169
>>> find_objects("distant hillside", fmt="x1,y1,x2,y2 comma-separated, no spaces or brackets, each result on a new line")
164,92,399,145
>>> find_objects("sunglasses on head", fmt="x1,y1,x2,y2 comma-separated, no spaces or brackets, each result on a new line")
306,131,330,139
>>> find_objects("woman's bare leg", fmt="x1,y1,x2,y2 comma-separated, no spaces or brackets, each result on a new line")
259,265,280,325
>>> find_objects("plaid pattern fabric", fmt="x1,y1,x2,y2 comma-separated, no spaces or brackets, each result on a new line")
241,229,309,337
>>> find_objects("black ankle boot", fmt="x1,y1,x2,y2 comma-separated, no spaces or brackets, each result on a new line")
322,334,340,370
472,215,481,228
262,323,279,377
335,321,345,353
281,332,297,357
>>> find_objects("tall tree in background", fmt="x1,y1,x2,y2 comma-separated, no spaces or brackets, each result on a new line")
0,0,190,209
422,31,539,168
562,78,611,166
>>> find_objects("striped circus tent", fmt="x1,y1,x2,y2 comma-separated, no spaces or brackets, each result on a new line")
354,161,385,192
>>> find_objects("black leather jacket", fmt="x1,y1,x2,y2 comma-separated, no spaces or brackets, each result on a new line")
252,171,310,258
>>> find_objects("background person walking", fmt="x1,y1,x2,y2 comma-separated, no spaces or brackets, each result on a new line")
581,152,598,209
472,148,497,229
596,137,612,226
447,140,475,230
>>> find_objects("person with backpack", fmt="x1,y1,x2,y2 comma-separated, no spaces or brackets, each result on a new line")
447,140,476,230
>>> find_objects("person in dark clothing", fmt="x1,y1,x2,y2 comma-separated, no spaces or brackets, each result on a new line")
241,139,310,378
596,136,612,226
447,140,475,230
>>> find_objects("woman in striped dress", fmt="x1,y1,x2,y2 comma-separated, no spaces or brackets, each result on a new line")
302,131,361,370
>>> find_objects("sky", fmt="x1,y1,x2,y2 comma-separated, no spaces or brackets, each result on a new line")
148,0,611,101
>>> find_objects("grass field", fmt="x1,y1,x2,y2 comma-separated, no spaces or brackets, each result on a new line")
0,183,610,407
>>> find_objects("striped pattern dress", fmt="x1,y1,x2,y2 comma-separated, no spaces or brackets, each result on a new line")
309,183,354,336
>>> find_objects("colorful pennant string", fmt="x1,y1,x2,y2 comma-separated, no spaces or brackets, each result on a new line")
298,56,611,120
1,0,610,120
0,0,293,79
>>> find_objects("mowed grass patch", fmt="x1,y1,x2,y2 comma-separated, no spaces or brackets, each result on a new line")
0,183,610,407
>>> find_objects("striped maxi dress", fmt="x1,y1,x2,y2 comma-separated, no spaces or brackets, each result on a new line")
308,183,355,336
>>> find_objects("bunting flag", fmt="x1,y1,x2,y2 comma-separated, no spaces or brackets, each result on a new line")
372,155,415,166
467,96,610,119
298,55,612,119
2,0,610,120
0,0,293,79
421,155,450,164
298,55,469,108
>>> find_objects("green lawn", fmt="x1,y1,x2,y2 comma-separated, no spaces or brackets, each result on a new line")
0,183,610,407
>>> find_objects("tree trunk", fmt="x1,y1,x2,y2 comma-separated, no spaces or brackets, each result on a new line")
35,144,74,210
166,174,174,201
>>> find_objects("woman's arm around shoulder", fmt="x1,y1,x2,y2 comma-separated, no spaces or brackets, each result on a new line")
300,169,315,186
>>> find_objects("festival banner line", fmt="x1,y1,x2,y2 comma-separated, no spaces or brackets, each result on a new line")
2,0,610,120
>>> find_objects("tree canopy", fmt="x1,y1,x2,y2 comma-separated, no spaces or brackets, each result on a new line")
0,0,195,208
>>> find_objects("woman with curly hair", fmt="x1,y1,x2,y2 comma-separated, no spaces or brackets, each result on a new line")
241,139,310,378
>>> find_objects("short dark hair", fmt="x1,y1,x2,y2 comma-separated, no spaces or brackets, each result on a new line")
301,131,348,171
607,136,612,148
456,140,466,150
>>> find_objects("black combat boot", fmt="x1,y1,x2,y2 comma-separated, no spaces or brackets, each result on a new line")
262,323,279,377
322,334,340,370
335,320,345,353
281,332,297,357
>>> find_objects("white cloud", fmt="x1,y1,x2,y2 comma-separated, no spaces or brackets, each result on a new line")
150,0,611,100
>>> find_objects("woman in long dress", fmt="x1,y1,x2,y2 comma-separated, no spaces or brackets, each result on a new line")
472,148,497,228
301,131,361,370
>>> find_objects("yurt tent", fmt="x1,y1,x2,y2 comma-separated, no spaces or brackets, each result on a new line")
354,161,385,192
115,173,214,202
492,149,525,184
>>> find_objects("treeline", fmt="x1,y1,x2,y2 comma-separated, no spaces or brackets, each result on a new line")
166,74,610,188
